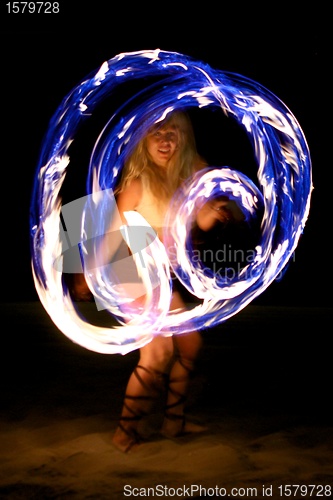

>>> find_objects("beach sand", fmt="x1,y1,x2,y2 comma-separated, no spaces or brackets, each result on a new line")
1,302,332,499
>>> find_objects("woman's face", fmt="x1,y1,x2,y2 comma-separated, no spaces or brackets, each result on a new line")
146,124,179,168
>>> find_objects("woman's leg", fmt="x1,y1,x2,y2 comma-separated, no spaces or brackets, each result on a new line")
112,335,174,452
162,291,205,437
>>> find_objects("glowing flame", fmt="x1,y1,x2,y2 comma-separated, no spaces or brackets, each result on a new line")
30,49,312,354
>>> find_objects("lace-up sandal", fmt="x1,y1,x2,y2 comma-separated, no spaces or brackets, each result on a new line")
162,361,207,439
112,365,167,453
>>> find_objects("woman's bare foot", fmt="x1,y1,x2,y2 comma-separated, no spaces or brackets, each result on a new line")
161,416,208,439
112,425,141,453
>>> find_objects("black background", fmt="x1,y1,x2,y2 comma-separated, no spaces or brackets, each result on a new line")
0,4,329,307
0,8,332,497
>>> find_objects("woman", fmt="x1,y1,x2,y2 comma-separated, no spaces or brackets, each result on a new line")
73,110,241,453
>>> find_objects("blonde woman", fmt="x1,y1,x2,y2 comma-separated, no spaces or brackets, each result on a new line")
73,110,240,452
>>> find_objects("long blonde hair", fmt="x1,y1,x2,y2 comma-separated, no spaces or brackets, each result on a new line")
116,110,205,202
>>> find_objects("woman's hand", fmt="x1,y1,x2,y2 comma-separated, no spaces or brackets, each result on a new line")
69,273,93,302
196,197,244,231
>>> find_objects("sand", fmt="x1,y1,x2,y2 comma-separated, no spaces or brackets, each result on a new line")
1,302,332,499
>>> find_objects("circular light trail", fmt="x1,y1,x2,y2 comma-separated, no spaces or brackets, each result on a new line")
30,49,312,354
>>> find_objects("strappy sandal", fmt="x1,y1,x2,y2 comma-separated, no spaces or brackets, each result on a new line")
113,365,167,452
162,360,207,439
162,362,190,438
162,390,188,437
116,392,154,452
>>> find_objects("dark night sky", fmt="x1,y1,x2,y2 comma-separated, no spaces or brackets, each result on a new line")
1,6,329,307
